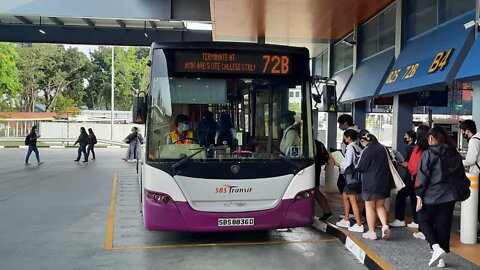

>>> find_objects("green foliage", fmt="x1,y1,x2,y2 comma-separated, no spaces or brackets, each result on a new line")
53,93,80,116
0,43,22,111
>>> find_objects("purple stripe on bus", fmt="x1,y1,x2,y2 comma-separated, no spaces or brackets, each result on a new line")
143,189,314,232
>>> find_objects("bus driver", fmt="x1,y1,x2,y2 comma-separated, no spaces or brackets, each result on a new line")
168,114,194,144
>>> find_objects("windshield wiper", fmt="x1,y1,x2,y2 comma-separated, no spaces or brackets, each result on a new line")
171,145,227,174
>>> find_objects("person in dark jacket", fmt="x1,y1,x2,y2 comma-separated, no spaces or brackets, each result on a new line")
74,127,88,162
25,126,44,166
356,133,392,240
416,126,463,267
196,111,217,148
86,128,97,160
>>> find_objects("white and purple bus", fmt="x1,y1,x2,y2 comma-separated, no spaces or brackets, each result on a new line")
137,42,316,232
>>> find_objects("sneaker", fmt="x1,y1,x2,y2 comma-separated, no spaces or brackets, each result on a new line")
74,160,79,162
83,160,88,163
437,258,445,268
37,162,44,166
413,232,426,240
339,214,355,219
362,231,378,240
319,213,333,221
335,219,351,228
389,219,406,227
407,222,419,229
382,225,391,239
348,224,364,233
429,247,446,267
25,163,31,166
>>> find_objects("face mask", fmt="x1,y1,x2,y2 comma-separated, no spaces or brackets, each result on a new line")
183,124,190,131
339,125,346,131
403,138,409,144
361,142,367,148
280,123,286,130
343,140,349,145
463,133,469,140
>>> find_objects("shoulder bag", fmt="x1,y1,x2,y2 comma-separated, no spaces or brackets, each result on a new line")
384,147,405,192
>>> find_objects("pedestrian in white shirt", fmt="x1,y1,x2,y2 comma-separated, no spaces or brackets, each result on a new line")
279,111,300,157
459,120,480,224
334,129,364,233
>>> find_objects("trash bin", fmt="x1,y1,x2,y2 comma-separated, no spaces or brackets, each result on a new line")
460,173,479,244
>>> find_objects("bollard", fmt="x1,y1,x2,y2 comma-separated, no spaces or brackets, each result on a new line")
460,173,479,244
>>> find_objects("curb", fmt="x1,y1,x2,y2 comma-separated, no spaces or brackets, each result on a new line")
107,145,122,149
313,217,391,270
49,145,65,149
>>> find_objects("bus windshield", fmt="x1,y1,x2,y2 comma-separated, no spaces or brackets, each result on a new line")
146,47,313,162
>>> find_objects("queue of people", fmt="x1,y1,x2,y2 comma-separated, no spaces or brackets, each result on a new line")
317,114,475,267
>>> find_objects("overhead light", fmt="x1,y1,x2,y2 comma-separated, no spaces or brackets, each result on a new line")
39,17,45,34
143,21,148,37
464,19,480,29
184,21,212,31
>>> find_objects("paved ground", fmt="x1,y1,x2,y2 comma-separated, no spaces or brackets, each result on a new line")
0,148,366,270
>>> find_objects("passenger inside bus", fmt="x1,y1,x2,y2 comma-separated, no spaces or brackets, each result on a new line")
215,114,237,148
279,111,300,157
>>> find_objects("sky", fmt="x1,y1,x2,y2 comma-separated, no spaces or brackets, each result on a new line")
65,44,99,57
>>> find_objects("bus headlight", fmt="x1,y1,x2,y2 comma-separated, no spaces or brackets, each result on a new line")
153,194,161,201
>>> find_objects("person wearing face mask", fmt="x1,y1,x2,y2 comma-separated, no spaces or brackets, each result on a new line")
168,114,194,144
333,129,364,232
215,114,236,148
415,126,466,267
459,120,480,224
390,130,419,228
123,126,144,161
356,133,392,240
279,111,300,157
337,114,360,154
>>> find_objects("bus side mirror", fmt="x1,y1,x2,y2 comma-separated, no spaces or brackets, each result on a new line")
133,92,147,124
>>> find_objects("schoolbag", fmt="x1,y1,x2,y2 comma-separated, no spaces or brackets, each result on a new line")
432,147,471,201
25,134,30,145
314,139,330,166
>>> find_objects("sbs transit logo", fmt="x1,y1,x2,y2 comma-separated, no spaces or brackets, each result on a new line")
215,185,253,194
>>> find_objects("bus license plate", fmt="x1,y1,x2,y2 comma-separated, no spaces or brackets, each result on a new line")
218,218,255,227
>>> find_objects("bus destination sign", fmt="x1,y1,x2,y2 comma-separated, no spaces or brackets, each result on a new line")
174,51,291,75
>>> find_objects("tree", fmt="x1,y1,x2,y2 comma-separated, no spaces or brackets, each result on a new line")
86,46,149,111
0,43,22,111
17,44,91,112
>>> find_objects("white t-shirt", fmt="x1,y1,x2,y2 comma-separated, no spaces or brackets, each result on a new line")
463,132,480,174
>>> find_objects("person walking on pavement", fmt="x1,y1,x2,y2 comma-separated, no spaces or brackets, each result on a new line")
25,125,44,166
356,133,392,240
123,127,144,161
416,126,466,268
74,127,88,162
459,120,480,224
86,128,97,160
314,139,333,221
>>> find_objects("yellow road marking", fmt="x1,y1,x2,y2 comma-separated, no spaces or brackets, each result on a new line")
111,238,337,251
339,228,393,270
104,171,118,251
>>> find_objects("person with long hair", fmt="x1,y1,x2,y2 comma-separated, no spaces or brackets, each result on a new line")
87,128,97,160
74,127,88,162
356,133,392,240
416,126,463,267
404,125,430,240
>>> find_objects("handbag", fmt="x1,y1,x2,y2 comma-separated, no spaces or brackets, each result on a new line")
384,147,406,192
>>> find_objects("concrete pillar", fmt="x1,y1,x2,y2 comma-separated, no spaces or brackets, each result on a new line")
473,81,480,124
353,101,366,129
6,122,9,137
16,121,18,137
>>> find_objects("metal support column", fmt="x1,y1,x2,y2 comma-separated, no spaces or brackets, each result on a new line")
324,44,338,193
353,101,366,129
473,81,480,124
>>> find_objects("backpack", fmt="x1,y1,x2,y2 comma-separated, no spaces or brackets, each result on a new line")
432,147,471,201
25,134,30,145
472,137,480,170
314,139,330,166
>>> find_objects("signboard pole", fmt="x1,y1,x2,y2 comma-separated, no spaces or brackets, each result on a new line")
111,47,115,143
